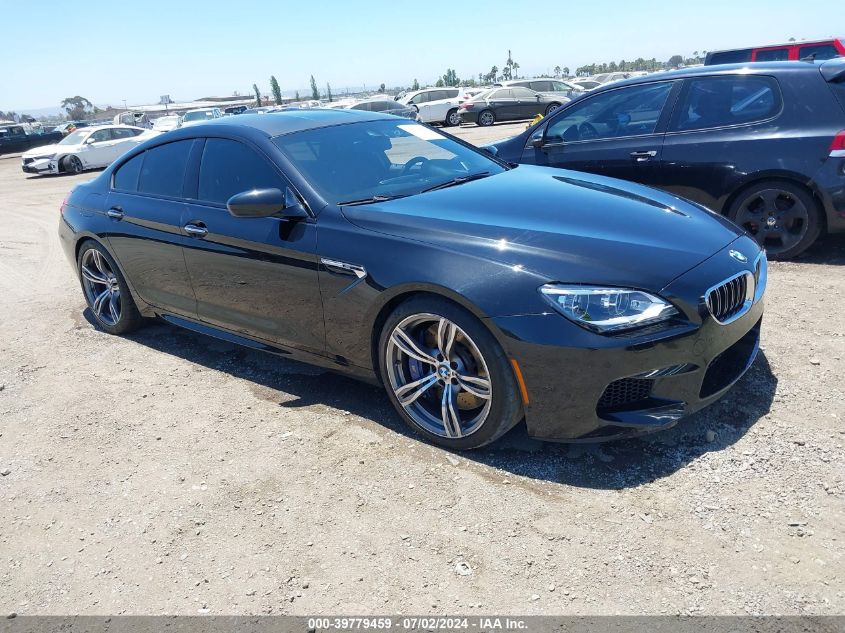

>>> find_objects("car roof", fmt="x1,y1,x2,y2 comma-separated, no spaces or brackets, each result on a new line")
589,60,839,92
179,109,394,137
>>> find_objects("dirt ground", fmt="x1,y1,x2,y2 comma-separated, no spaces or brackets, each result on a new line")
0,128,843,616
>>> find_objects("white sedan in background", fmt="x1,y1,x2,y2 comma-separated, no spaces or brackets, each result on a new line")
21,125,154,175
151,114,182,132
398,87,477,127
180,107,223,127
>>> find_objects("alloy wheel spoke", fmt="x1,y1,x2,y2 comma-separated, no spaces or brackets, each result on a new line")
456,374,492,400
108,292,120,323
436,318,457,361
440,383,462,438
391,329,437,366
395,372,438,406
92,289,110,317
759,190,780,210
81,265,109,285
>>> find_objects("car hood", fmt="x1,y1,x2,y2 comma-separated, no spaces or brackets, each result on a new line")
22,143,75,158
341,165,744,291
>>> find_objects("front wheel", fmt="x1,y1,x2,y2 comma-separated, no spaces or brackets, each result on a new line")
727,181,821,260
445,109,461,127
62,154,83,174
476,110,496,127
545,103,561,116
378,297,523,450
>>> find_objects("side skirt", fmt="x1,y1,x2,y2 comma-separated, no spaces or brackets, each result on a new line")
157,313,380,385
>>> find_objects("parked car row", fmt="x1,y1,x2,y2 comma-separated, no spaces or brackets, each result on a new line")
489,58,845,259
459,86,566,126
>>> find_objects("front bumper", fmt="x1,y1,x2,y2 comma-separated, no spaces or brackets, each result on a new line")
21,156,58,174
490,237,767,441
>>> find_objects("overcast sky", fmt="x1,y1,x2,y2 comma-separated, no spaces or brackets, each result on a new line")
2,0,842,111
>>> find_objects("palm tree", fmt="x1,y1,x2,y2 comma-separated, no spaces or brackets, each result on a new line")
563,66,570,77
553,65,561,78
512,62,520,79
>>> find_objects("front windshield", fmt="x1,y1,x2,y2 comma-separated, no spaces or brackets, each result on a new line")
274,119,505,204
183,110,214,122
58,130,89,145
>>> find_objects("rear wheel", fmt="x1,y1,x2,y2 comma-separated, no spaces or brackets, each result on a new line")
727,181,821,260
77,240,143,335
378,297,522,450
477,110,496,127
445,109,461,127
62,154,83,174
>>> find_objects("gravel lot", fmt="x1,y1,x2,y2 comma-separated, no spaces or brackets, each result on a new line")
0,126,843,616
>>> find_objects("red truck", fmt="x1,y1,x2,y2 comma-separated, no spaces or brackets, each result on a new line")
705,38,845,65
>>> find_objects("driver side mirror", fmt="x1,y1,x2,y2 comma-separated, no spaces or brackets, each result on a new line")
227,187,308,220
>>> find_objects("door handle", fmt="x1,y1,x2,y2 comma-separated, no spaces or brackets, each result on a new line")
106,207,124,220
630,150,657,162
183,223,208,237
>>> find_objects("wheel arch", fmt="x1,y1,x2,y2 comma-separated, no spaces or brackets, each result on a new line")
720,173,828,234
367,284,500,384
73,233,154,315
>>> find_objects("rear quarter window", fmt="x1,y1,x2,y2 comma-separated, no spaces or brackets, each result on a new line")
113,153,144,191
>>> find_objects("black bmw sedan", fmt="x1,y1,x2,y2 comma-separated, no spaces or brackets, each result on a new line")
59,110,766,449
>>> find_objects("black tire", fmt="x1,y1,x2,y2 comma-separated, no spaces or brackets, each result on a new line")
378,296,523,450
62,154,83,174
476,109,496,127
726,180,822,260
545,103,561,116
444,108,461,127
77,240,143,335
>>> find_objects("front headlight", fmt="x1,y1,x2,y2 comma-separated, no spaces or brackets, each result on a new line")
33,154,56,161
539,284,679,333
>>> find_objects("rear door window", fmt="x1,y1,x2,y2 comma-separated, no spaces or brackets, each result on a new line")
137,140,193,198
530,81,552,92
198,138,284,205
512,87,537,99
671,76,782,131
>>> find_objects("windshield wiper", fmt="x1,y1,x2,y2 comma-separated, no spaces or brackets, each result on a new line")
338,194,409,206
421,171,492,193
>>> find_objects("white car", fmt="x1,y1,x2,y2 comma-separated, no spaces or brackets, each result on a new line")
398,87,470,126
180,108,223,127
151,115,182,132
21,125,153,175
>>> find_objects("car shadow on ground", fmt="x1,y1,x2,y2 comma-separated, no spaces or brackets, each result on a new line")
100,314,777,490
791,232,845,265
